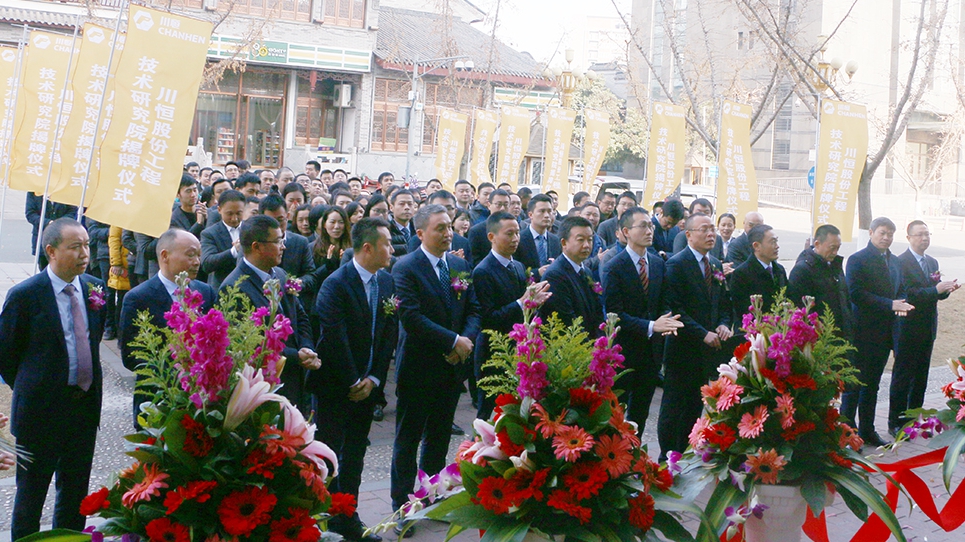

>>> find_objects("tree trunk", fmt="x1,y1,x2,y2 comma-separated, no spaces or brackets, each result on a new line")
857,158,875,229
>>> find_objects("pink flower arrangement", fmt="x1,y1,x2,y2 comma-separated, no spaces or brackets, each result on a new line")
87,284,106,311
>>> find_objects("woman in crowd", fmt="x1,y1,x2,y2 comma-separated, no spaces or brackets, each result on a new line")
717,212,737,259
364,194,390,221
345,201,364,225
293,204,314,240
453,209,472,238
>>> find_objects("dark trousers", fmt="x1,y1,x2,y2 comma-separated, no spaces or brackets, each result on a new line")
390,384,461,510
12,392,98,540
888,331,935,430
316,395,375,529
622,355,660,433
841,336,892,436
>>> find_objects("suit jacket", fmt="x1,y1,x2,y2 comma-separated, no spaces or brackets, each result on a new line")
730,257,788,318
201,221,239,290
310,262,398,402
119,276,216,371
788,247,853,340
24,192,77,255
847,242,902,344
220,261,314,403
541,256,604,337
280,231,316,281
672,230,724,260
663,248,731,366
471,253,527,367
406,233,473,268
389,219,416,256
651,215,680,255
598,216,620,247
393,249,482,391
133,233,159,278
170,206,205,239
87,219,111,263
0,272,105,439
467,222,491,267
601,249,666,370
725,233,753,265
895,249,949,342
515,227,561,277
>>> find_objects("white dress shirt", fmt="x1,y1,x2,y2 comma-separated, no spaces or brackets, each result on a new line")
47,266,88,386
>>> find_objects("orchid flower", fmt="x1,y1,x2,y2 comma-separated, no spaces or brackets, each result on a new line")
223,366,284,430
465,419,508,464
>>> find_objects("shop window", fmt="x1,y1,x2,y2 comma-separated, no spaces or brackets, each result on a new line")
323,0,366,28
225,0,311,22
295,77,339,148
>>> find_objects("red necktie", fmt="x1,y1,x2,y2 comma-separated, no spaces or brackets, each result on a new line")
638,257,649,294
702,255,712,289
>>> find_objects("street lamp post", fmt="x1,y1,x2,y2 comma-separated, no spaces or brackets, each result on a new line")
404,55,473,186
542,48,598,108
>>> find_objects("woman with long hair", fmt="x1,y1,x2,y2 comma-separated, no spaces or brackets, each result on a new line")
364,194,390,221
345,201,365,225
293,204,315,240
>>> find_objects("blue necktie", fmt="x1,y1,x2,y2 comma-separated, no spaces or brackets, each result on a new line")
401,225,410,243
438,258,452,307
536,234,547,266
367,275,378,375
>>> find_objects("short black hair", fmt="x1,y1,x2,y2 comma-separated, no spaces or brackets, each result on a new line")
329,181,351,194
486,211,517,234
236,159,250,170
185,161,199,169
348,176,363,185
235,173,261,189
428,189,456,204
333,168,347,176
352,217,391,252
218,189,246,208
597,191,616,202
559,216,592,241
517,187,533,198
245,196,262,208
619,206,649,230
225,161,240,170
345,201,362,218
748,224,774,245
308,204,328,233
282,182,307,199
870,216,896,232
320,169,333,177
618,191,638,205
689,198,714,215
42,217,84,249
200,186,214,206
477,182,495,193
258,194,286,215
306,160,321,171
489,189,511,202
178,173,197,192
652,201,664,213
378,171,394,183
211,178,230,192
390,188,415,205
573,191,591,206
527,193,553,213
239,215,279,254
814,224,841,242
454,179,473,189
662,199,686,222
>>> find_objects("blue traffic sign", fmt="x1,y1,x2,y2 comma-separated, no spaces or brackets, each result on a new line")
807,166,815,189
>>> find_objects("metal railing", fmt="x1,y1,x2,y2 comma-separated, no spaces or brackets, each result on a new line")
758,176,813,211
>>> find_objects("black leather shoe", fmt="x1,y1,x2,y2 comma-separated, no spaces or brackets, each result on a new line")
394,521,415,539
334,520,383,542
451,423,465,436
887,426,901,439
104,328,116,341
861,432,890,448
372,404,384,422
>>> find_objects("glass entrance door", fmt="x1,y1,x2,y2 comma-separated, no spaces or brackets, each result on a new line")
242,96,284,169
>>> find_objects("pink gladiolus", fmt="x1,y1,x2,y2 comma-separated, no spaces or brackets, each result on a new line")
223,365,284,430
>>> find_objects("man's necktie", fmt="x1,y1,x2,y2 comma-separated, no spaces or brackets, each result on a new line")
765,265,774,282
438,258,452,307
367,275,379,376
64,284,93,391
639,257,649,293
536,234,547,266
402,226,410,243
702,255,712,289
920,257,929,275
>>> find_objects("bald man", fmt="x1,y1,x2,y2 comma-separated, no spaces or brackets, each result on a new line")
119,229,216,428
724,211,764,265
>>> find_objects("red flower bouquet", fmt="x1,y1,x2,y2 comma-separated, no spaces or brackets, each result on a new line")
77,274,353,541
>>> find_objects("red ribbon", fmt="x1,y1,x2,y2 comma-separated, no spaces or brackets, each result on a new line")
801,446,965,542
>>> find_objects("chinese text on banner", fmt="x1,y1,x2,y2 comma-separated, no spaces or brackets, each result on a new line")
812,99,868,242
582,109,609,192
644,101,686,206
716,100,758,219
495,105,530,191
433,109,468,190
543,108,576,204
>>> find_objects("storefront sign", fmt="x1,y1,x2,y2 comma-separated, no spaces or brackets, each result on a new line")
469,109,497,185
716,100,758,219
434,109,468,190
208,35,371,73
493,87,559,109
543,107,575,202
495,105,530,191
644,101,686,206
87,6,213,237
812,99,868,242
582,109,610,192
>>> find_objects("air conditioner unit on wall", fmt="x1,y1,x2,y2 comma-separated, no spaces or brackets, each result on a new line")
334,83,352,108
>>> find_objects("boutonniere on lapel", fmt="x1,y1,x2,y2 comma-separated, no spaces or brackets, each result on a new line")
285,277,303,297
87,283,106,311
931,271,942,284
451,271,471,300
383,295,400,316
584,272,603,295
712,267,728,289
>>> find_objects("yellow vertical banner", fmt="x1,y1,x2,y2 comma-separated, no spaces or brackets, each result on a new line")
469,109,497,185
49,24,124,207
0,46,19,175
87,7,213,236
812,99,867,242
433,109,468,190
9,31,78,193
582,109,610,191
495,105,530,190
716,100,758,219
644,101,686,206
543,108,576,204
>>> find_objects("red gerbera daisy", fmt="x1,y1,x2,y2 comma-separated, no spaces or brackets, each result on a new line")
145,517,190,542
511,467,549,501
244,447,286,479
218,485,278,536
474,476,521,514
163,480,218,514
268,507,321,542
569,388,604,414
561,462,609,500
733,341,751,361
786,374,817,390
703,423,737,450
496,427,526,457
781,421,816,442
628,493,656,531
80,487,110,516
181,414,214,457
546,490,593,524
594,434,633,477
329,492,357,517
494,393,520,417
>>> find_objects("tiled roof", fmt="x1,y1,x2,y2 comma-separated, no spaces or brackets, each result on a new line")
376,6,544,79
0,6,86,28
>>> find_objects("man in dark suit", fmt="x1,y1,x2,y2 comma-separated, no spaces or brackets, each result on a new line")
650,198,685,257
672,198,724,260
132,232,159,284
843,217,914,447
472,211,551,419
729,224,788,317
0,218,105,539
724,211,764,265
312,218,397,542
541,216,605,337
200,189,246,290
602,207,683,433
597,191,638,247
219,215,319,412
170,174,207,238
468,182,495,224
515,194,561,278
258,194,315,282
788,224,853,339
889,220,960,436
657,213,734,460
390,204,481,532
406,190,472,266
119,229,216,428
468,189,511,266
601,207,682,429
389,189,417,256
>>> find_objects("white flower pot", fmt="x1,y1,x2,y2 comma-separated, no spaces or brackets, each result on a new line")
743,484,807,542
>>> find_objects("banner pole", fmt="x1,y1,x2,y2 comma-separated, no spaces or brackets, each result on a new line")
810,93,821,244
77,1,127,221
0,25,30,251
714,97,723,210
33,16,81,274
540,106,547,192
466,108,475,185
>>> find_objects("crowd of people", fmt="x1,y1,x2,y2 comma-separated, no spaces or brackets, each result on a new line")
0,158,960,541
